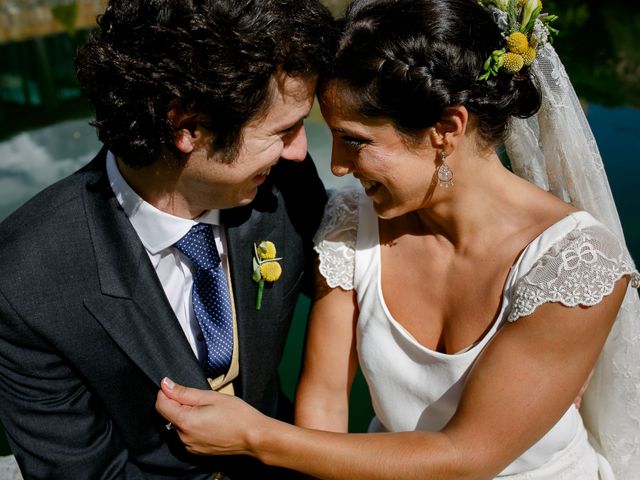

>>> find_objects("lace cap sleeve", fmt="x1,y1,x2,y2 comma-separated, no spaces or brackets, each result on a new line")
508,223,640,322
313,187,361,290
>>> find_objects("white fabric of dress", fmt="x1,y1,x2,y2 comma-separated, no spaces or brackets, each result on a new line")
314,187,639,479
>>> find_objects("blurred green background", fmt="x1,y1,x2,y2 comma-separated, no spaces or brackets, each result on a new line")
1,0,639,457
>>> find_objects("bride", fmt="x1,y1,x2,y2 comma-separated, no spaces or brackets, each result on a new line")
156,0,640,478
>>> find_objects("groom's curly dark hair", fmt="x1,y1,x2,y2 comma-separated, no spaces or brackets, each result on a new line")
76,0,337,167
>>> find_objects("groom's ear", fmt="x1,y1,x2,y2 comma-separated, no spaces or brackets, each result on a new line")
168,105,201,154
429,105,468,151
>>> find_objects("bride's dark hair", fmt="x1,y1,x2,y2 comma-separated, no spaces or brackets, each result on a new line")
324,0,541,146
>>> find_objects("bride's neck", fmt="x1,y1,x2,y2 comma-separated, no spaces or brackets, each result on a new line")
413,157,527,248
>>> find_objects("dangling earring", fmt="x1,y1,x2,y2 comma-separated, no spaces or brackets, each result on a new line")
437,150,454,188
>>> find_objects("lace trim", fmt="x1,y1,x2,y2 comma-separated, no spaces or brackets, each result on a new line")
509,224,639,322
313,188,360,290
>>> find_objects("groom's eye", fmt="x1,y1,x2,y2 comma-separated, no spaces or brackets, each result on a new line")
279,120,303,136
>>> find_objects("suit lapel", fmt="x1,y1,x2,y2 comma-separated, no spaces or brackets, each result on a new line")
81,152,209,389
223,190,280,399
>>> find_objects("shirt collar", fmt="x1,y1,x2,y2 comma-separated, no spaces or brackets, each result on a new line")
106,151,220,254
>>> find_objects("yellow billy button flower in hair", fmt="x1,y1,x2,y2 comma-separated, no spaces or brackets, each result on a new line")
252,241,282,310
507,32,529,54
502,52,524,73
521,46,537,66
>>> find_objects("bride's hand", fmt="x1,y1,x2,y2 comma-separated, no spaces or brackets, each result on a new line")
156,377,267,457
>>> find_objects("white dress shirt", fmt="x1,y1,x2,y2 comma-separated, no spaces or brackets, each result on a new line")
106,151,229,362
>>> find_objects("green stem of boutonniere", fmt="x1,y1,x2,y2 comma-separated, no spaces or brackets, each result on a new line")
256,279,265,310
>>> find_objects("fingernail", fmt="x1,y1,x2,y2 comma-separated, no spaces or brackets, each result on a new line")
162,377,175,390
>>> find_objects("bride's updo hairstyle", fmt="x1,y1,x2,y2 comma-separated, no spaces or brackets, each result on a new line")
326,0,542,147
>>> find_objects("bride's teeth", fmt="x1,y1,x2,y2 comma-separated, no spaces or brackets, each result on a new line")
360,179,378,190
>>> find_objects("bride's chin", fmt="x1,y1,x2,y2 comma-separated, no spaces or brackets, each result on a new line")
372,202,402,220
374,196,421,220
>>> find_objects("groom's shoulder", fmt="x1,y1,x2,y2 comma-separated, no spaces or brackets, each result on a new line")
0,152,105,259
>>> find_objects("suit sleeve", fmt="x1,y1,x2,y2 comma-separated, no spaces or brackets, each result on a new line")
0,291,145,480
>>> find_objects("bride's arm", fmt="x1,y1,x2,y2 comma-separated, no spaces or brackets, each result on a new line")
294,269,359,433
156,277,628,480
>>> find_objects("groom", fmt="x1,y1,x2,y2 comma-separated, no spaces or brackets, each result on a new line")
0,0,335,478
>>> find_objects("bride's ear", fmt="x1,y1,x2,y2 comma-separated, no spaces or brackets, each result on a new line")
428,105,468,153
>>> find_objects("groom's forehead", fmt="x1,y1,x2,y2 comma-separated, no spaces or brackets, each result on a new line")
246,74,317,132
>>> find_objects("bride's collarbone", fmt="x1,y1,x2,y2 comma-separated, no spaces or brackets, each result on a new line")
379,236,518,290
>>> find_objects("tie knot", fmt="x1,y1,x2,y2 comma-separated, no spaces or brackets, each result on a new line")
174,223,220,271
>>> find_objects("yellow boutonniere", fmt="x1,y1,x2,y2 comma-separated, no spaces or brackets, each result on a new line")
252,241,283,310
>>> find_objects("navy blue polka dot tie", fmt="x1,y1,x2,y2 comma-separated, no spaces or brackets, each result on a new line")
174,224,233,377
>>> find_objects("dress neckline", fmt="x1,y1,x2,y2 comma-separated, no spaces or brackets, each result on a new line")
363,195,593,358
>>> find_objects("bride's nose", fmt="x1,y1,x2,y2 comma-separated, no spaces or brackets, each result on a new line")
331,149,354,177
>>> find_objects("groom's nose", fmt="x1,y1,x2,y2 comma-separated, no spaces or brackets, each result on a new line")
281,124,308,162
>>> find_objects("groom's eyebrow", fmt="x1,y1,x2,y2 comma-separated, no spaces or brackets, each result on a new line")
275,113,310,134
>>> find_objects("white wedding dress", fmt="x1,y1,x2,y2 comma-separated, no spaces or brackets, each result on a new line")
314,187,639,479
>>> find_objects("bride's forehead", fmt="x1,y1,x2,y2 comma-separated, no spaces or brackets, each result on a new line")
319,81,362,118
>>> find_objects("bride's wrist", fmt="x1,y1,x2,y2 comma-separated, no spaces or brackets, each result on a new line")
245,416,294,466
245,415,277,462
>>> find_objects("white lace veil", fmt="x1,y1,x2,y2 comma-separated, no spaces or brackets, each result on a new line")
502,29,640,480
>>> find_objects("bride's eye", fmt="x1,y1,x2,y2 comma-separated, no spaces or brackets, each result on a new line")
341,135,367,149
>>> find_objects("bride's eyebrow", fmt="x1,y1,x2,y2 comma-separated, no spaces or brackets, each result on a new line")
331,127,357,134
331,127,368,139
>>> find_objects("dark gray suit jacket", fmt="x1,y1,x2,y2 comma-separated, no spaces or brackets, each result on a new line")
0,148,327,479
